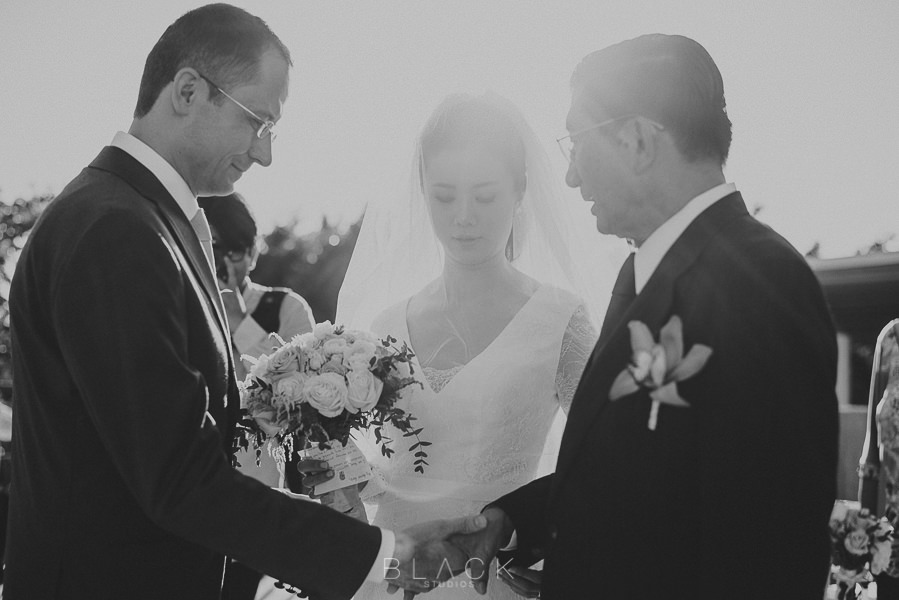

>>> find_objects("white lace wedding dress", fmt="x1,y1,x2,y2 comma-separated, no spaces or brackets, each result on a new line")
354,284,596,600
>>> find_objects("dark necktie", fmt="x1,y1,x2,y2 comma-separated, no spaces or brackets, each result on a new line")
598,251,636,346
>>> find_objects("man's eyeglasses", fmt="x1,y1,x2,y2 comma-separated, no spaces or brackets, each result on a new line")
212,243,252,263
196,70,277,141
556,115,665,163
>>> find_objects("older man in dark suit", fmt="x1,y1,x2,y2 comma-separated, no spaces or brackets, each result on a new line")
456,34,839,600
5,5,481,599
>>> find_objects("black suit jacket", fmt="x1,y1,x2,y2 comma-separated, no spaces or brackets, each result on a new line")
494,194,839,599
5,147,381,599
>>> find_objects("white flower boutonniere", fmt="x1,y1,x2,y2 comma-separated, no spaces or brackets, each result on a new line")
609,315,713,430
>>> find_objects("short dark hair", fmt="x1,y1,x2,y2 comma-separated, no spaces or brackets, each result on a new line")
134,3,291,118
571,34,732,165
198,192,256,251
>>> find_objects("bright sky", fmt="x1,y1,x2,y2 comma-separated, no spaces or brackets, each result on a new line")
1,1,896,258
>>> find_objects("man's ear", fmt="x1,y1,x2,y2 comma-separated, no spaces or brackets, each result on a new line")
627,118,660,175
248,244,260,271
170,68,204,116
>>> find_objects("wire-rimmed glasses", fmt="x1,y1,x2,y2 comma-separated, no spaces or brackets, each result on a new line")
556,115,665,163
196,70,277,141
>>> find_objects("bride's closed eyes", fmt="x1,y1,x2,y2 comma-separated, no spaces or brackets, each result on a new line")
430,193,497,204
429,180,500,204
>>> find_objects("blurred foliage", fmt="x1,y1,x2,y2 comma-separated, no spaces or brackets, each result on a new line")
805,242,821,259
0,192,54,399
251,217,361,323
858,234,896,256
805,236,898,259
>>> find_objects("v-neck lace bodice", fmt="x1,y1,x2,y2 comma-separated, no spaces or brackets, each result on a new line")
354,285,594,600
422,365,464,394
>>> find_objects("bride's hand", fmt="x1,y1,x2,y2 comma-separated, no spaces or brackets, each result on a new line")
295,459,334,497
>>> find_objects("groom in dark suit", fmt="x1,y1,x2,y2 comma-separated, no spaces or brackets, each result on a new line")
5,5,482,599
457,34,839,599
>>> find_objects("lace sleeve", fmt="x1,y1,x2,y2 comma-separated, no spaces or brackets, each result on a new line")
555,304,598,414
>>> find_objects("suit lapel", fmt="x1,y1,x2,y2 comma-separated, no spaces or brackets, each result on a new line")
88,147,234,369
551,193,750,496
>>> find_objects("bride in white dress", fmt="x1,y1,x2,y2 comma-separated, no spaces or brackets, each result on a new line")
338,92,626,599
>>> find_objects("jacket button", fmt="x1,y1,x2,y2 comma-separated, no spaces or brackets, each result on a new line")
549,526,558,541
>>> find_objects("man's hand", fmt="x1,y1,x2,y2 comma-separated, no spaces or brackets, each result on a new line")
447,507,515,595
217,257,247,336
383,514,487,598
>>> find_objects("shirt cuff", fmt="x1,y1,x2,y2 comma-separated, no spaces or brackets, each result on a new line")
364,528,396,583
232,316,267,355
501,530,518,552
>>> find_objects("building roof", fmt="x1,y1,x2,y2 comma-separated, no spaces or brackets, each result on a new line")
809,252,899,343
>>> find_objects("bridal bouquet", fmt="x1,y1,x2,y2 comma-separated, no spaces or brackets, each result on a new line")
233,321,428,474
828,501,894,600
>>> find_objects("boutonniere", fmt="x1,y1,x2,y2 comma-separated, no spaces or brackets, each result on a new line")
609,315,713,430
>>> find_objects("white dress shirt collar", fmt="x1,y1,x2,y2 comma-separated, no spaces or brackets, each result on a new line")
110,131,198,220
634,182,737,294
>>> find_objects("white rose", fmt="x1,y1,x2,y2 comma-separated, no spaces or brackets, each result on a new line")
320,357,348,376
323,338,349,357
272,372,307,408
267,344,302,380
313,321,335,341
344,329,378,344
345,340,378,369
291,332,315,351
347,355,373,372
308,349,326,371
844,529,870,556
249,354,272,381
345,369,384,413
303,373,349,418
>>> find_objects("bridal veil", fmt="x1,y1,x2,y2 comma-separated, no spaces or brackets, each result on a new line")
337,91,627,333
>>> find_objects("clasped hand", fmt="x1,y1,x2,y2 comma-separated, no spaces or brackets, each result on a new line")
385,507,519,598
384,514,487,599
